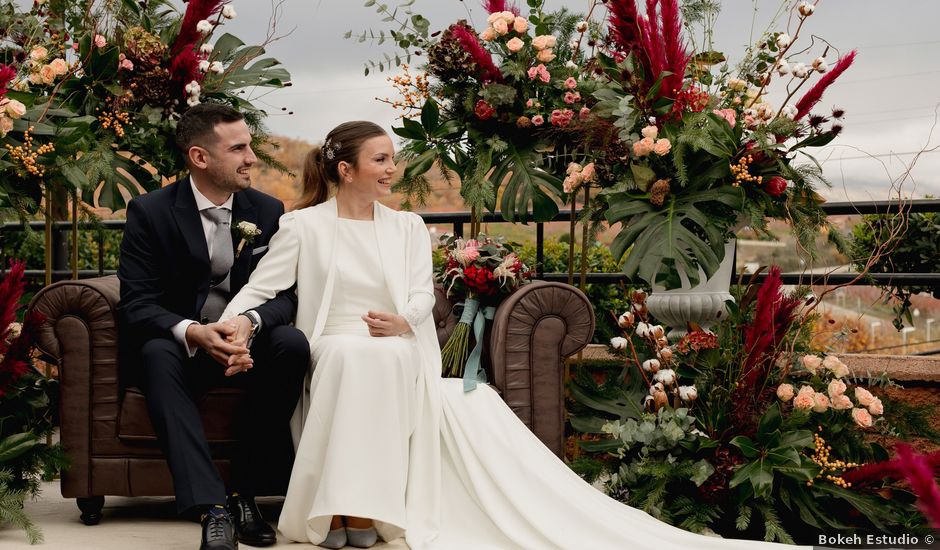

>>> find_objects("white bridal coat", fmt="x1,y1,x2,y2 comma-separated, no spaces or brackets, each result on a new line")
221,198,805,550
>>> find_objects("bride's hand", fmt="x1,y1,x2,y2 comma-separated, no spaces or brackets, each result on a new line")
362,310,411,337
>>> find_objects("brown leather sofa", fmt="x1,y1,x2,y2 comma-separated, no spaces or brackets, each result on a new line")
28,276,594,523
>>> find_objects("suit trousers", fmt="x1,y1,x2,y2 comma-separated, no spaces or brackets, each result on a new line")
139,324,309,513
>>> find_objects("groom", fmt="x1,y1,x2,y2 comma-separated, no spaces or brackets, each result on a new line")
118,103,309,550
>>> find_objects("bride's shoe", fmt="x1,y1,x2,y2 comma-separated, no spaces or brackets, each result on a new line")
346,526,378,548
319,527,347,549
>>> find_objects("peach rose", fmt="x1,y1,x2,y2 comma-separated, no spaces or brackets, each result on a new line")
28,72,42,85
653,138,671,156
49,58,68,76
492,19,509,36
852,407,873,428
39,64,56,84
536,49,556,63
531,35,553,50
513,16,528,33
29,46,48,62
776,383,794,402
0,116,13,137
580,163,596,182
812,393,830,413
868,396,884,416
801,354,822,374
480,27,496,42
831,394,853,410
632,137,654,157
499,11,515,24
797,385,815,398
827,379,847,398
854,387,874,407
3,98,26,118
641,125,658,139
506,37,524,53
793,392,814,410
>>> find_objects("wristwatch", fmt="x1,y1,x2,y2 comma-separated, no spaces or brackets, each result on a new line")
239,311,261,347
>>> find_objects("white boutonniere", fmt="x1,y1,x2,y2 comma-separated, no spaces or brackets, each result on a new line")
235,221,262,258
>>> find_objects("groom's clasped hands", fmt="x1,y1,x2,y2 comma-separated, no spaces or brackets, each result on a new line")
185,318,255,376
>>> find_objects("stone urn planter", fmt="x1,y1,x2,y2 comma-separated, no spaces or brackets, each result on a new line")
646,240,737,341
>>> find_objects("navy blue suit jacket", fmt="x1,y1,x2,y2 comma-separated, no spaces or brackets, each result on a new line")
117,178,297,355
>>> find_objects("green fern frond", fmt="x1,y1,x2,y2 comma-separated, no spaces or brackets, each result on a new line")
0,479,43,544
756,503,794,544
735,503,753,531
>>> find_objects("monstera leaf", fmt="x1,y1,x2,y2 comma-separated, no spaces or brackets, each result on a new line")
212,33,291,95
488,143,564,223
605,185,744,289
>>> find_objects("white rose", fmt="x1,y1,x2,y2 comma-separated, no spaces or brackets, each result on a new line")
200,43,214,55
196,20,214,35
222,5,237,19
609,337,628,350
775,33,791,49
209,61,224,74
198,60,210,72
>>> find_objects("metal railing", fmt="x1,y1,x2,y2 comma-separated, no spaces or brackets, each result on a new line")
3,199,940,286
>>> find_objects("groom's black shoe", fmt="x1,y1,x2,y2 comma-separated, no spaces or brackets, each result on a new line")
227,494,276,547
200,507,238,550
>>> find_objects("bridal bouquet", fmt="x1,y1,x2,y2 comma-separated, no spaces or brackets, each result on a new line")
437,233,531,390
0,0,289,216
588,0,855,289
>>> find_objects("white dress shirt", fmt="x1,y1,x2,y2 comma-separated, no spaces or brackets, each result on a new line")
170,177,260,356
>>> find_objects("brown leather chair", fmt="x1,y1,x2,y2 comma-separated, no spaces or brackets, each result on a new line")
28,276,594,523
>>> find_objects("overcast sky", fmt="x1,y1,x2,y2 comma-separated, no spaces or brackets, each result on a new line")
187,1,939,201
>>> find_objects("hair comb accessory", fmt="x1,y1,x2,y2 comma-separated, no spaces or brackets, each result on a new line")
324,137,342,161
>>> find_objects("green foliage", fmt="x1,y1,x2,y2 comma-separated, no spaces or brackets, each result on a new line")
850,208,939,329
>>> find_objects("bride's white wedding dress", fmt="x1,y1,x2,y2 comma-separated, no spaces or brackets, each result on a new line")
221,200,803,550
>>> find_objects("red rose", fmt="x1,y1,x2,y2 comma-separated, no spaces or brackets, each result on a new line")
463,264,496,296
764,176,788,197
474,100,496,121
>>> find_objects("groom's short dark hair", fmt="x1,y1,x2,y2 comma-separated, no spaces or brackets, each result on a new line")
175,103,245,159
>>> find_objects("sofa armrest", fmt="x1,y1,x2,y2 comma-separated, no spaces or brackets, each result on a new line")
488,281,594,457
27,275,121,498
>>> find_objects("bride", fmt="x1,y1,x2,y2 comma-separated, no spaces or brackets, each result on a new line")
220,121,801,550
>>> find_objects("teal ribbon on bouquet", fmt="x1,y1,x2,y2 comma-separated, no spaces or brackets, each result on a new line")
457,298,495,393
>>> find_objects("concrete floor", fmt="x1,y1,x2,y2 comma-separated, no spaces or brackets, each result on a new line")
1,481,409,549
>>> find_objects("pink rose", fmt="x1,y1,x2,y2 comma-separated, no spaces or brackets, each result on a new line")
632,137,654,157
852,408,873,428
94,34,106,48
531,114,544,126
580,163,596,182
563,91,580,104
712,108,736,127
527,64,550,83
831,394,853,410
653,138,671,156
536,49,556,63
550,108,574,127
812,393,830,413
525,98,534,108
565,77,577,89
492,19,509,36
506,37,524,53
793,393,814,410
579,107,591,120
776,383,794,402
868,397,884,416
0,116,13,137
513,16,528,33
854,387,874,407
827,379,847,398
119,58,134,71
